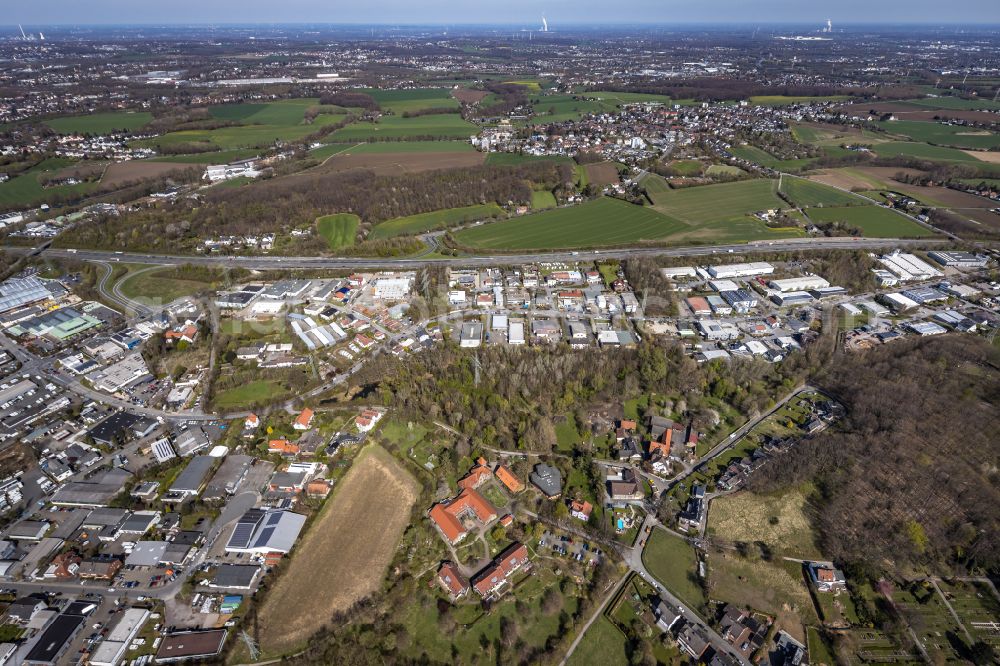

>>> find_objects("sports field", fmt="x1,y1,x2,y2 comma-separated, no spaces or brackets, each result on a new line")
806,205,936,237
258,445,419,656
316,213,359,249
368,204,503,239
649,178,785,223
44,110,153,134
778,176,871,208
329,114,477,141
452,197,687,250
879,119,1000,150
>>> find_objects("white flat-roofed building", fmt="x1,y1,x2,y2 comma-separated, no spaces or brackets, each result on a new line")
373,276,413,301
880,292,920,311
907,321,948,336
839,303,862,316
933,310,978,332
508,321,525,345
448,290,466,305
927,251,989,268
878,252,942,281
660,267,696,279
709,279,739,292
460,322,483,348
768,275,830,292
695,320,740,341
492,314,508,331
770,291,814,307
706,262,774,279
857,300,889,316
941,283,980,299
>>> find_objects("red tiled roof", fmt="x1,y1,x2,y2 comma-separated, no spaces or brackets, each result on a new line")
570,500,593,518
458,465,492,490
294,408,314,428
429,488,498,544
494,464,524,493
438,563,468,597
471,542,529,596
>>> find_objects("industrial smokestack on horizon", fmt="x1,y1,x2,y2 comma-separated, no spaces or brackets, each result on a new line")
824,19,833,33
542,16,548,32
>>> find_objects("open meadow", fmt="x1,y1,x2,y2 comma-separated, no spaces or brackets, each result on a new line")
806,205,936,237
707,485,822,558
359,87,460,114
642,529,706,611
329,114,477,141
368,203,503,239
44,110,152,134
879,119,1000,150
778,176,871,208
316,213,359,249
258,445,420,656
649,178,786,222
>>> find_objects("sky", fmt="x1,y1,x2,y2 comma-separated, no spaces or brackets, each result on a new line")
5,0,1000,26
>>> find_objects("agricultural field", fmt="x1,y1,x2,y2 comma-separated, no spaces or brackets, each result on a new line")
871,141,985,163
44,110,153,134
148,149,259,164
806,205,936,237
368,203,504,239
642,529,706,611
791,122,885,147
531,94,618,123
360,87,461,114
341,140,475,154
453,197,688,250
258,445,419,656
587,90,677,104
778,176,871,208
750,95,850,106
316,213,359,249
307,143,357,161
707,485,822,559
329,114,477,141
100,161,200,187
879,119,1000,150
649,178,785,222
707,554,816,642
807,166,923,192
584,161,621,187
484,153,574,167
706,164,745,177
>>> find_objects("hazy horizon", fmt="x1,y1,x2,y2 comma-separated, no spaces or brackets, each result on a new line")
4,0,999,27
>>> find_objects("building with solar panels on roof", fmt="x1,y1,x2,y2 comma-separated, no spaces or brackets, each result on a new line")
224,508,306,556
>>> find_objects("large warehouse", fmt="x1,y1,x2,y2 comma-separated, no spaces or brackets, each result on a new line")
225,508,306,555
706,262,774,279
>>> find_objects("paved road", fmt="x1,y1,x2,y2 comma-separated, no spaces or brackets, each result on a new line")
559,572,631,666
8,237,950,271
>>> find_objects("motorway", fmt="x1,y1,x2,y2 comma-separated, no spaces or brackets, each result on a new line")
10,236,950,271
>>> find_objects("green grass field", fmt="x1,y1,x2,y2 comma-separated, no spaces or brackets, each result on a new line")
45,111,153,134
872,141,984,162
779,176,871,208
642,529,706,610
706,164,745,176
880,119,1000,150
649,178,786,222
453,197,688,250
316,213,359,249
208,99,327,124
898,96,1000,111
806,205,936,237
586,90,676,105
117,266,217,303
531,190,557,209
215,379,290,410
566,616,628,666
359,88,460,114
340,140,475,154
329,114,477,141
368,204,503,239
0,158,99,210
308,143,357,160
668,159,704,176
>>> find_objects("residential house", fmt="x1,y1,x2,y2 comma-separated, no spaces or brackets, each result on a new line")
808,562,847,592
428,488,498,545
570,499,593,522
470,542,530,598
292,408,314,431
355,409,383,432
458,459,492,491
607,468,644,504
677,624,712,660
494,464,524,494
268,440,300,457
437,562,469,600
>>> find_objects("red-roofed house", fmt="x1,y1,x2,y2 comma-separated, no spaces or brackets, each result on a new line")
268,439,299,456
165,325,199,345
570,499,593,522
437,562,469,600
428,488,498,545
293,408,314,431
471,542,530,598
458,461,492,490
355,409,383,432
494,464,524,494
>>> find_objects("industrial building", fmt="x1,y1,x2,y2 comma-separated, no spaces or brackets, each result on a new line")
0,276,53,314
877,252,942,281
768,275,830,293
706,262,774,279
660,266,697,279
770,291,814,307
225,508,306,555
927,251,989,268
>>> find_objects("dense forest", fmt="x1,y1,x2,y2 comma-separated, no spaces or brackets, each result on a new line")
57,161,571,251
750,335,1000,575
